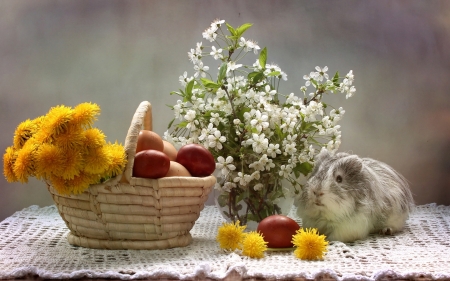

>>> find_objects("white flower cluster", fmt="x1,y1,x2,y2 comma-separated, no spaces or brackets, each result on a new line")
302,66,355,99
166,19,355,195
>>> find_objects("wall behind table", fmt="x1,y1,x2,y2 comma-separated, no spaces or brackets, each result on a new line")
1,0,449,221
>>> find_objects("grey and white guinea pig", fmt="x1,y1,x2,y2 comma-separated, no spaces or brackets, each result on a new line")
295,150,414,242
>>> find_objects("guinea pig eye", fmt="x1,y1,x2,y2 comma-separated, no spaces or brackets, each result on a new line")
336,175,343,183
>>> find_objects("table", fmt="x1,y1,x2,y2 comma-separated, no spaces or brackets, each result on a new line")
0,204,449,281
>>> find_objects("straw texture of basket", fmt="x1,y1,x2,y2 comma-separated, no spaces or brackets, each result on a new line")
47,101,216,250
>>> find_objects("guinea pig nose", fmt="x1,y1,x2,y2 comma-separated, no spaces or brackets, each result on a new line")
313,191,324,197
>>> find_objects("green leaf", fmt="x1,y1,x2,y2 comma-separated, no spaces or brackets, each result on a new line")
218,63,227,82
247,71,260,80
333,71,340,87
267,71,281,77
247,214,259,222
226,35,239,41
301,121,319,133
170,90,182,96
226,23,237,36
295,162,313,176
237,107,251,120
248,71,265,84
186,79,194,96
200,78,220,89
235,191,247,205
269,188,285,202
222,211,231,219
236,23,253,37
177,121,189,128
259,47,267,68
167,118,175,129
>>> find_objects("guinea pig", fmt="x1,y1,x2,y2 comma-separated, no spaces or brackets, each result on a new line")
295,150,414,242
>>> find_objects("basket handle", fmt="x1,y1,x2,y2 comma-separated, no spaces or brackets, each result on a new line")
120,101,153,183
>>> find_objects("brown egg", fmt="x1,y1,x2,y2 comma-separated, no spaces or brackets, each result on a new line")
165,161,192,177
176,144,215,177
136,130,164,153
257,215,300,248
132,150,170,179
162,140,178,161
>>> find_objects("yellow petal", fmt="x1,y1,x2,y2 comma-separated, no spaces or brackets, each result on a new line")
13,141,37,183
241,231,268,258
216,220,246,251
292,228,328,260
71,102,100,128
3,146,18,182
34,143,65,179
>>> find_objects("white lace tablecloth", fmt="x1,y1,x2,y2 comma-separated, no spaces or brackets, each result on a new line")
0,204,449,280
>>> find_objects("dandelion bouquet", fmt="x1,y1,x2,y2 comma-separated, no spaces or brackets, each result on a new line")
166,19,355,225
3,102,127,195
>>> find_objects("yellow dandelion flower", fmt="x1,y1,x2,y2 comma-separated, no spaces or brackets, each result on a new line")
13,119,38,149
56,147,84,180
34,143,65,179
3,146,18,182
100,142,127,179
33,115,45,127
30,115,52,144
13,141,37,183
53,125,85,149
72,102,100,128
292,228,328,260
83,146,112,175
64,172,97,194
241,231,268,259
41,105,73,136
49,175,69,195
32,129,52,144
50,172,99,195
216,220,246,250
82,128,106,148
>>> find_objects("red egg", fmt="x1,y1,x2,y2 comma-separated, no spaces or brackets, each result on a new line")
175,144,215,177
133,150,170,179
257,215,300,248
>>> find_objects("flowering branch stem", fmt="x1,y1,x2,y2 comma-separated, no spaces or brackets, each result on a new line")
223,86,238,121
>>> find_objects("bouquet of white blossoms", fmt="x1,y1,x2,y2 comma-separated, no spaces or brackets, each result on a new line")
165,19,355,226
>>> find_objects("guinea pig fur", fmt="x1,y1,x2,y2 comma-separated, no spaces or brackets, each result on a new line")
295,150,414,242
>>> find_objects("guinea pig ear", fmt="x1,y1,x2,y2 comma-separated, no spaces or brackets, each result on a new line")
338,155,363,180
335,152,350,158
315,149,331,165
310,149,332,176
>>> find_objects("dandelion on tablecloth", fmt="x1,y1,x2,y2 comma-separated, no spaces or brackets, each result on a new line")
241,231,268,259
216,220,246,251
292,228,328,260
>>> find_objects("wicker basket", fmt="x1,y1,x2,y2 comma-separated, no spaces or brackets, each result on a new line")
47,101,216,250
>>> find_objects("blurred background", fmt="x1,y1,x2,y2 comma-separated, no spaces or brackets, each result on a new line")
1,0,449,221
